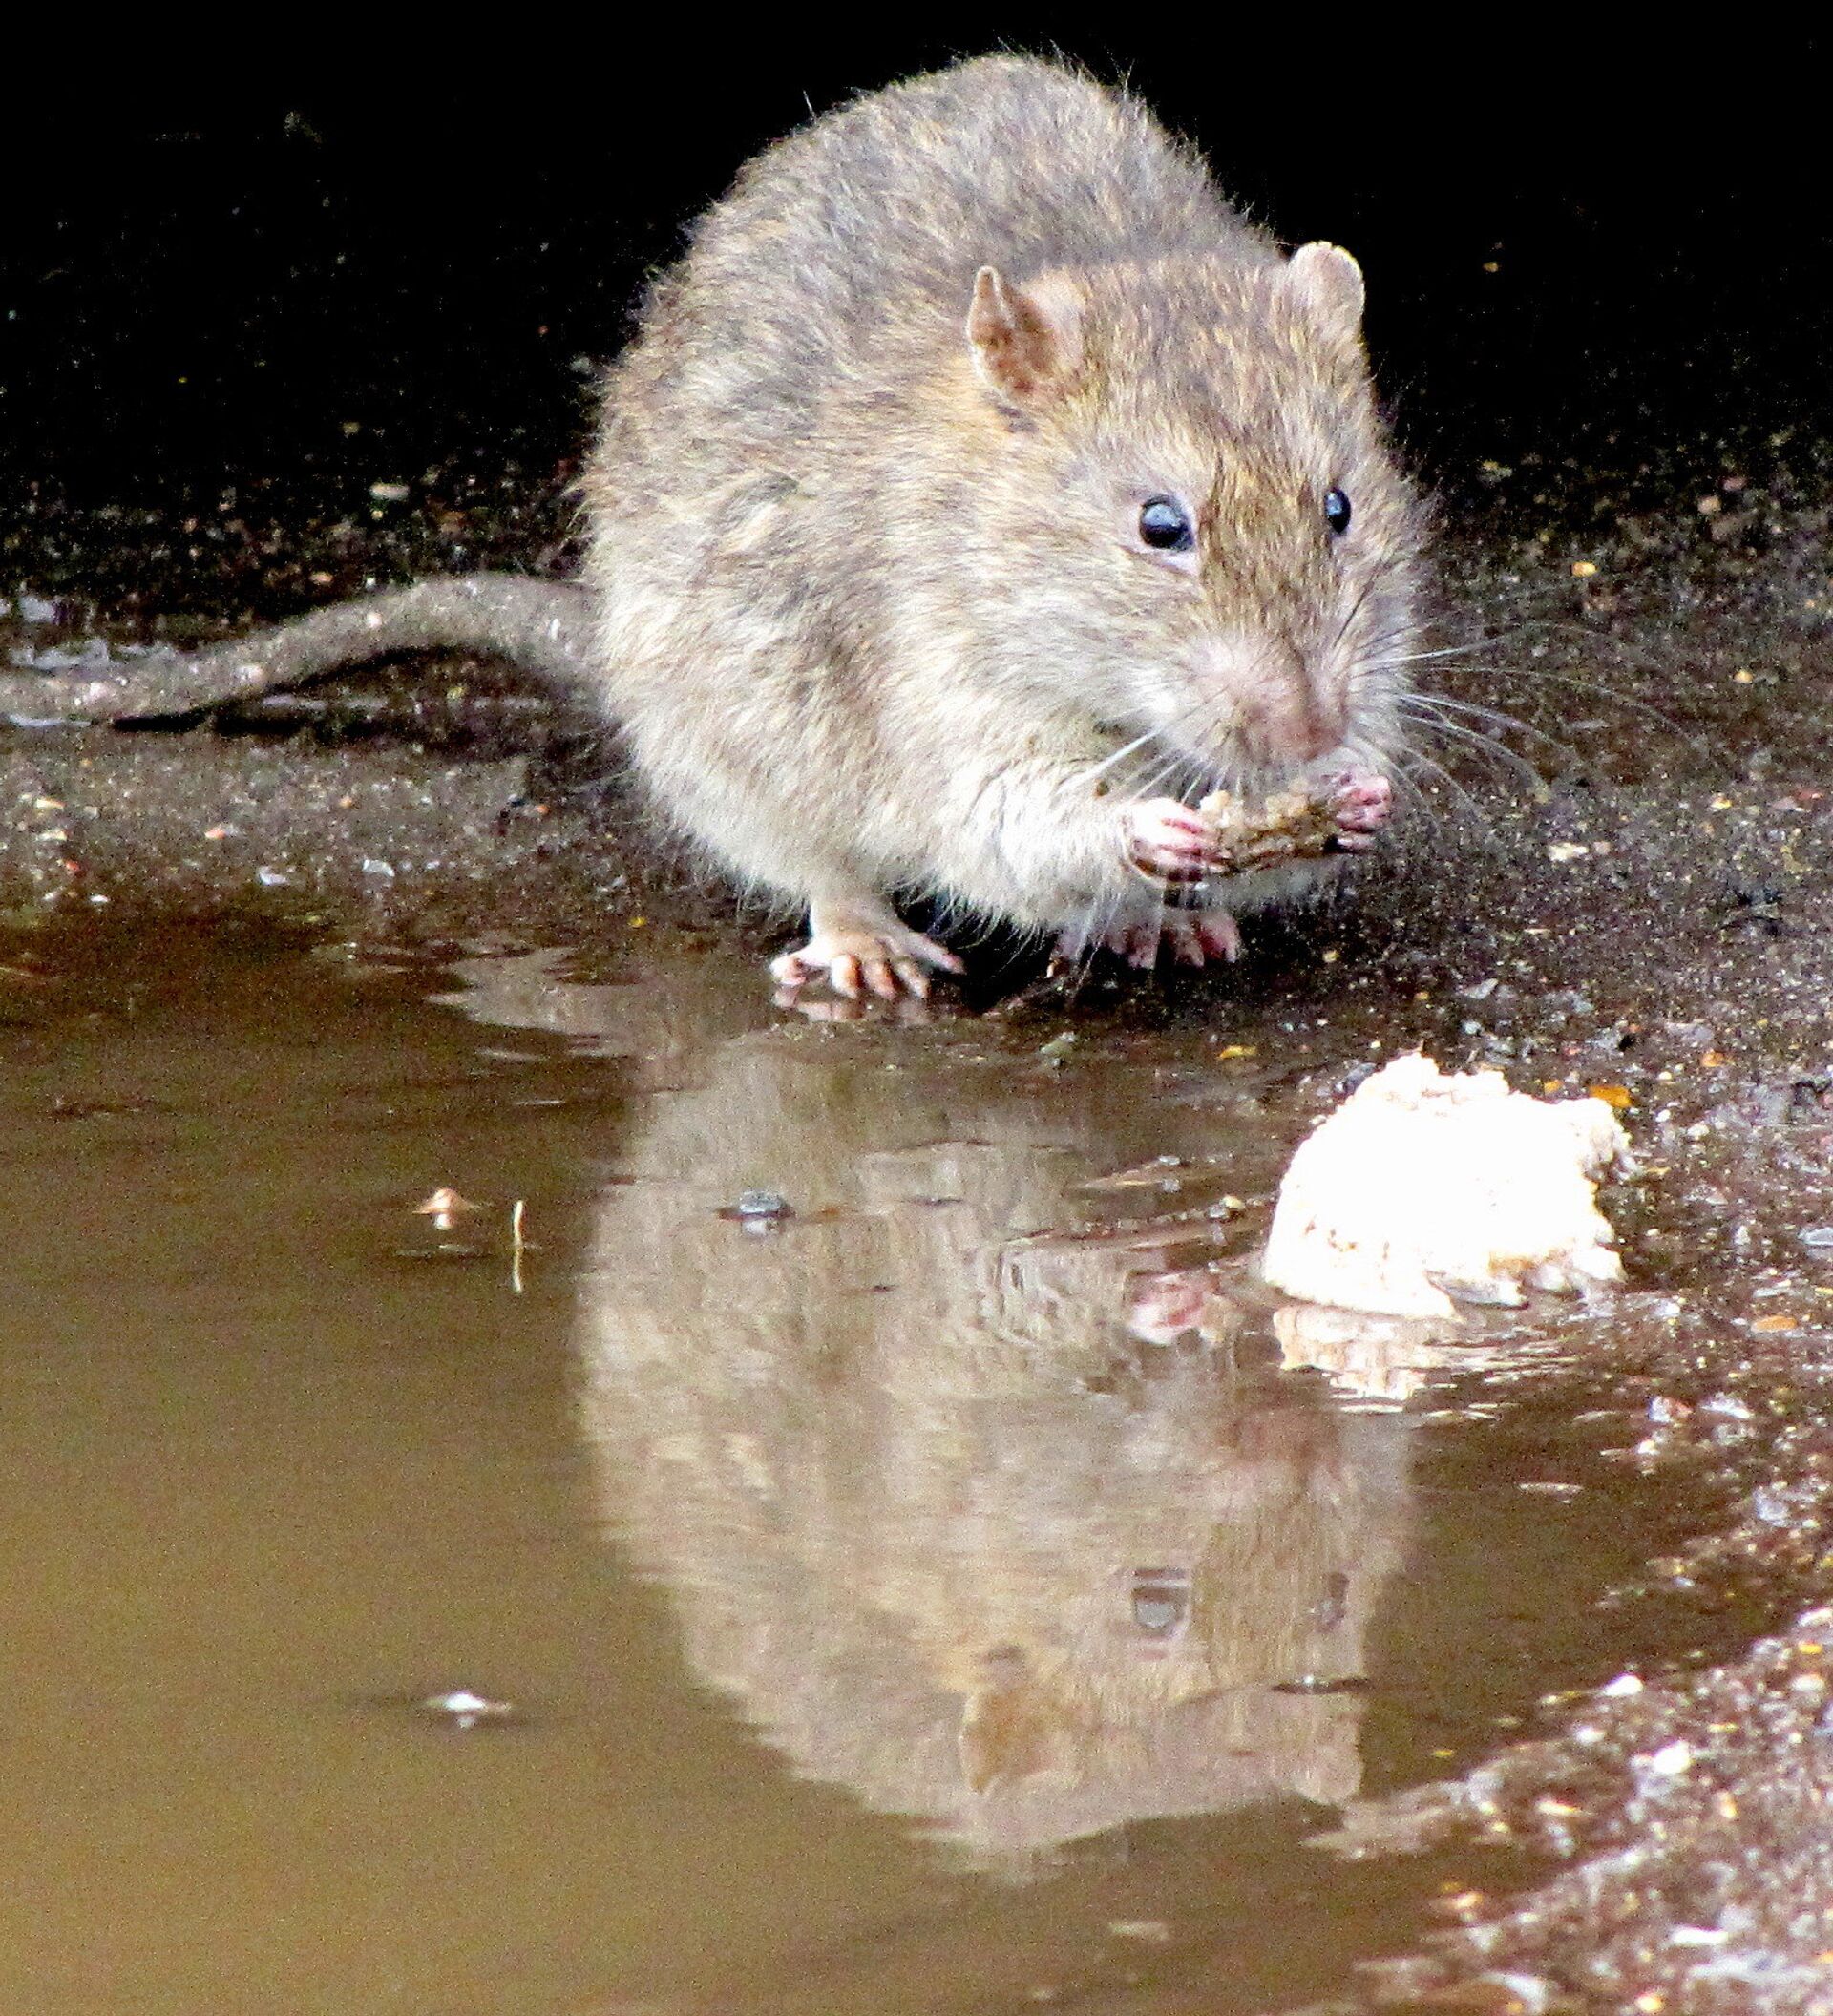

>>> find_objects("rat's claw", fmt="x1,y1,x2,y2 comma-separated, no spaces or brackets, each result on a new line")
1079,910,1243,970
1121,797,1213,884
769,914,962,1000
1324,766,1393,841
1169,913,1243,965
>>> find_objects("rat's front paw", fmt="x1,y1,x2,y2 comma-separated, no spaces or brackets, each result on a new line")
770,914,963,1002
1323,767,1393,851
1120,797,1215,885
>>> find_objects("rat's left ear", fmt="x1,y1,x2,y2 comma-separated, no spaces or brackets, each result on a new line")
966,266,1084,411
1283,242,1366,349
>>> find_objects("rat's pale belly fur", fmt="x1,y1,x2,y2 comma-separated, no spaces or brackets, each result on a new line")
600,544,1160,931
580,57,1423,995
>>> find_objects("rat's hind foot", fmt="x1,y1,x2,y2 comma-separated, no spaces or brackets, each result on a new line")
1063,912,1242,972
1167,913,1244,965
769,898,964,1002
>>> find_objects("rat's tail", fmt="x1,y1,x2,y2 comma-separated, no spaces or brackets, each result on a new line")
0,574,595,727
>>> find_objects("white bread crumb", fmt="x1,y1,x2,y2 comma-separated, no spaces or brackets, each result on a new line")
1262,1053,1632,1320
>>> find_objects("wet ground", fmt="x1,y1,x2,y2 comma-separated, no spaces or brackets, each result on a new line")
0,478,1829,2011
0,921,1801,2016
5,69,1833,2016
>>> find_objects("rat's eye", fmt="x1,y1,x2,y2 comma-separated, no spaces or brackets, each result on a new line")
1323,487,1353,537
1138,495,1194,553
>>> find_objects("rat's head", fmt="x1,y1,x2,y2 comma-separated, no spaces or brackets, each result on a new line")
959,245,1424,788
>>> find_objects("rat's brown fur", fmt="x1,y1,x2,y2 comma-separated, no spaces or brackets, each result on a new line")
583,55,1424,993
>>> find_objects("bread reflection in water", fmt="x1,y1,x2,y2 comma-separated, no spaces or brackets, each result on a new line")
563,1001,1412,1862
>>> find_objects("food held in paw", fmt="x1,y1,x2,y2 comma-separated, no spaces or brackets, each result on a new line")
1261,1053,1632,1320
1195,784,1340,875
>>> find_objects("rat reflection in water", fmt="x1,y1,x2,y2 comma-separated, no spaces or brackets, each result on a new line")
445,954,1413,1863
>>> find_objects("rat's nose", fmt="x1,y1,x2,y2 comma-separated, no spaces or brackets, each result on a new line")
1235,639,1341,766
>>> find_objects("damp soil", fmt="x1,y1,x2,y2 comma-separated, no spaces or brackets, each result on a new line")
5,131,1833,2016
0,610,1829,2016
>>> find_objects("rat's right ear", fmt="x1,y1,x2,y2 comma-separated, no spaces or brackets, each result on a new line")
967,266,1082,410
1283,242,1366,352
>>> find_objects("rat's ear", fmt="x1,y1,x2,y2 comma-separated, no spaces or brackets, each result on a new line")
1284,242,1366,350
967,266,1082,410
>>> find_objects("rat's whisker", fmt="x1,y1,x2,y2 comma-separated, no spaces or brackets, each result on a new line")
1333,573,1380,654
1392,749,1504,845
1480,661,1710,758
1401,711,1547,790
1382,764,1443,832
1073,728,1161,788
1400,691,1575,763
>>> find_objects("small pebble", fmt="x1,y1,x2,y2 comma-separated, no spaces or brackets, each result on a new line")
1751,1486,1791,1525
1643,1739,1694,1777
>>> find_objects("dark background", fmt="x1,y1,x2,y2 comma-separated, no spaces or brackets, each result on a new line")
3,29,1827,604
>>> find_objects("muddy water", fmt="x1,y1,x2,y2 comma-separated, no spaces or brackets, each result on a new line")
0,925,1743,2015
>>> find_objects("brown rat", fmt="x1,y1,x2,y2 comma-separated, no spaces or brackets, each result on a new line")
11,57,1423,998
582,55,1423,998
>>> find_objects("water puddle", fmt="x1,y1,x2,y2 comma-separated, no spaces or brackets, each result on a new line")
0,927,1763,2013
